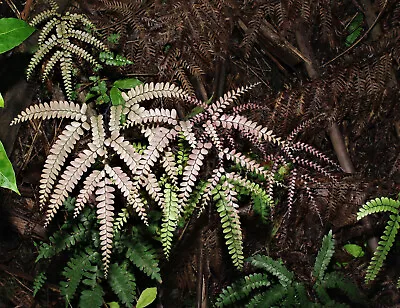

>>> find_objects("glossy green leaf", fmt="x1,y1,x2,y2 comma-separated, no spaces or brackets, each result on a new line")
0,92,3,108
113,78,142,89
0,18,35,54
107,302,120,308
0,140,19,194
343,244,364,258
110,86,125,106
136,287,157,308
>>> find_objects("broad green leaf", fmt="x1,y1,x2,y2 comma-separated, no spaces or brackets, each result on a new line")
0,140,19,194
0,92,3,108
136,287,157,308
0,18,35,54
107,302,120,308
343,244,365,258
113,78,142,89
110,86,125,106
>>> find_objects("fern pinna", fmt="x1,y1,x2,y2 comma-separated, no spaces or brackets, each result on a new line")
215,231,364,307
357,195,400,284
33,198,161,307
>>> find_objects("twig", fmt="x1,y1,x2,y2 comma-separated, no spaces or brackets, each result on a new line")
322,0,387,67
21,0,34,21
5,0,21,18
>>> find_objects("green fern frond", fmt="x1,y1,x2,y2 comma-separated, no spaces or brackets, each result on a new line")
125,241,162,283
226,173,273,224
248,255,294,287
247,284,287,307
214,181,244,269
220,274,270,307
60,252,90,302
33,272,47,297
313,230,335,281
79,284,104,308
215,273,270,307
36,222,90,262
60,248,101,302
108,263,136,307
99,51,133,66
365,214,400,282
357,197,400,220
160,183,180,258
114,208,130,233
181,180,208,221
322,272,364,304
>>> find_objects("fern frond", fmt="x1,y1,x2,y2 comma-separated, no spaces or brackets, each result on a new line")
125,241,162,283
215,273,270,307
226,173,273,224
42,49,63,81
248,255,294,287
105,131,141,173
313,230,335,281
60,53,74,99
208,84,259,116
179,142,211,206
121,82,192,107
96,176,116,276
224,148,272,179
162,150,178,186
180,120,197,148
29,8,59,27
215,180,244,269
365,214,400,282
113,208,129,233
39,121,87,209
108,263,136,307
60,250,93,302
74,170,103,217
322,272,364,304
26,38,59,79
45,145,98,225
132,108,178,126
109,105,123,132
90,115,106,154
33,272,47,297
161,183,180,258
137,128,178,177
63,41,101,68
66,29,108,51
357,197,400,220
79,284,104,308
218,114,281,145
10,101,88,125
247,285,287,308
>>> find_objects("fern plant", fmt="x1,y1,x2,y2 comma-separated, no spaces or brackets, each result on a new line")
357,195,400,284
33,198,161,307
27,0,109,99
215,231,364,307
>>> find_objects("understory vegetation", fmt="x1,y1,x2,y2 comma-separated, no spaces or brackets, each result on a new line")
0,0,399,307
